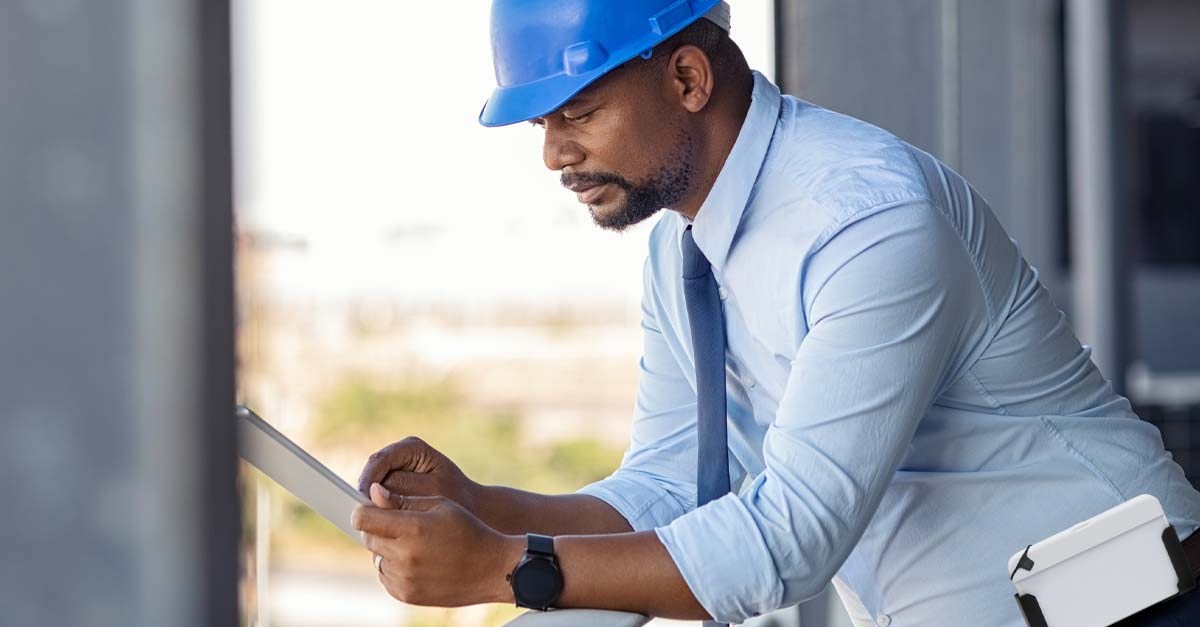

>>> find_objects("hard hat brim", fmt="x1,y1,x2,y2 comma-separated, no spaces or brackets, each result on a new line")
479,67,609,128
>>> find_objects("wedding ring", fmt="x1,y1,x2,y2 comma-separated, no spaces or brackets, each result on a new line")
374,553,384,573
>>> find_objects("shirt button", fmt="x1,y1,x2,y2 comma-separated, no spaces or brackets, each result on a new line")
718,286,729,300
744,375,756,388
875,614,892,626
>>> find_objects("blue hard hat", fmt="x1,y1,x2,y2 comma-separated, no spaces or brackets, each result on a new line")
480,0,728,127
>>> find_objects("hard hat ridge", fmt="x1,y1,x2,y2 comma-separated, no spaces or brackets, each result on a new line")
480,0,730,127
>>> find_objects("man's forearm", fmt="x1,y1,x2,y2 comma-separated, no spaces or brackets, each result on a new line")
470,486,711,618
472,484,634,536
490,530,711,620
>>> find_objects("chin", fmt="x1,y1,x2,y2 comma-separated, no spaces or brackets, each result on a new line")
590,203,654,233
587,204,623,232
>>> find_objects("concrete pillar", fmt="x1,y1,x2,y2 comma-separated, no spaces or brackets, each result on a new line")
0,1,238,624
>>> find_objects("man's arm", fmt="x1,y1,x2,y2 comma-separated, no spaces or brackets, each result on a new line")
354,483,712,620
472,486,633,535
648,201,993,623
356,248,711,614
550,531,709,619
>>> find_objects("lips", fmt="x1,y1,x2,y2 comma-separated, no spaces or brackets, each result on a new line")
576,183,608,204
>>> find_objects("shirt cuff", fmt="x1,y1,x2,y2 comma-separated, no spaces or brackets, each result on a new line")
655,493,784,624
577,473,690,532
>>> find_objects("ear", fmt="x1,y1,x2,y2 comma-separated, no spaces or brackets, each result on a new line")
666,44,715,114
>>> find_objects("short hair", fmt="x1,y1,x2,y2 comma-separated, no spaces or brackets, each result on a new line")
637,18,751,84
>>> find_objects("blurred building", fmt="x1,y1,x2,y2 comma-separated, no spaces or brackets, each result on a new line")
776,0,1200,488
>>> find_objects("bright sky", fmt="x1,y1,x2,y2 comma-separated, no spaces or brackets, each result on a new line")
233,1,775,308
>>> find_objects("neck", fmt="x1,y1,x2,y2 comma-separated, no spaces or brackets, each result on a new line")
673,72,754,222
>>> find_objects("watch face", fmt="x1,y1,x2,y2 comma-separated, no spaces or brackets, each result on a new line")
512,558,561,608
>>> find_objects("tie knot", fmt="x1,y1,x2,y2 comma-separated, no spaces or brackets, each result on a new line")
681,226,711,279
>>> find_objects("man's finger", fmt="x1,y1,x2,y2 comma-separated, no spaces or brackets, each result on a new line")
370,483,445,512
352,504,415,537
381,470,438,497
370,482,397,508
361,531,392,558
356,436,428,494
392,492,445,512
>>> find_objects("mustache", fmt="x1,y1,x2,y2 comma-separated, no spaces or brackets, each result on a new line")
560,171,632,191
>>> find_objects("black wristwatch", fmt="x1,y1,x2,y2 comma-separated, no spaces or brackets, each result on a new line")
507,533,563,610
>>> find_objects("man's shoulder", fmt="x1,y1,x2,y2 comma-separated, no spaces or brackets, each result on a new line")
758,96,933,222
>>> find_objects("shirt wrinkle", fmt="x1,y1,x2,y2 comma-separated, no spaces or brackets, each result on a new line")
965,368,1008,414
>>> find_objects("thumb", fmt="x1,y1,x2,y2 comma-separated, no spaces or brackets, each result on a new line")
369,482,398,509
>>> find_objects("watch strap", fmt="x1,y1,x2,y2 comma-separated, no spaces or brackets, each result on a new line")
527,533,555,557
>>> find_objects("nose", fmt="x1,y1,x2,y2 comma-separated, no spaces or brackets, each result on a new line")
542,124,585,172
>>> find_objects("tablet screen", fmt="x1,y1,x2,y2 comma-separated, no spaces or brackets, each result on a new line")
237,405,370,544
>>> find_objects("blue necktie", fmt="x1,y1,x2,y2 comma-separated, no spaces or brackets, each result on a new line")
681,226,731,626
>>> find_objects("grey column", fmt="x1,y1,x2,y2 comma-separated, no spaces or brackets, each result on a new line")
1065,0,1129,392
0,1,238,625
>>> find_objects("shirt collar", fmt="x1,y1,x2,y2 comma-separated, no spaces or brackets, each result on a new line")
677,71,781,273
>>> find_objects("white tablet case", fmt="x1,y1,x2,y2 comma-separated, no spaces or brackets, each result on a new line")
237,405,370,544
1008,494,1195,627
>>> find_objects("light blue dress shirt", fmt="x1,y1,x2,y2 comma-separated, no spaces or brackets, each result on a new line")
576,72,1200,626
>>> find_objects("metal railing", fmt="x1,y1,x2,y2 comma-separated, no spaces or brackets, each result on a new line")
504,609,650,627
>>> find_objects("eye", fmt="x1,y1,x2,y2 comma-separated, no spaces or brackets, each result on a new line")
564,110,595,124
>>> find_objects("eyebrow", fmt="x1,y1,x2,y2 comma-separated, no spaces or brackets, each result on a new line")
556,95,591,114
528,94,595,124
565,92,594,107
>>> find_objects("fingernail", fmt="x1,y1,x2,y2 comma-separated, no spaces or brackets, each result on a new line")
372,482,390,499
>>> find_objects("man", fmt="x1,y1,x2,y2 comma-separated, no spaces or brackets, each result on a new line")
351,1,1200,625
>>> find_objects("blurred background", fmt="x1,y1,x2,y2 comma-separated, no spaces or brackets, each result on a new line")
232,1,773,626
2,1,1197,627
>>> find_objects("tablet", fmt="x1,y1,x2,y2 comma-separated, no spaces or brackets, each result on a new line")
237,405,370,544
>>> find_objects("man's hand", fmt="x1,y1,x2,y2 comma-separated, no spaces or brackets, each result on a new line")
353,483,523,607
357,436,480,513
354,483,709,619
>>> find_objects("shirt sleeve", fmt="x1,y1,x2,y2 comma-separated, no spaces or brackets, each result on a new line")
655,201,992,623
576,255,700,532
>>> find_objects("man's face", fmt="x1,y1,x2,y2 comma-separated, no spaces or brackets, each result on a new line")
532,63,696,232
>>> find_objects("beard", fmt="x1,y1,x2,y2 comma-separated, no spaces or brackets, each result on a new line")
560,129,696,232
